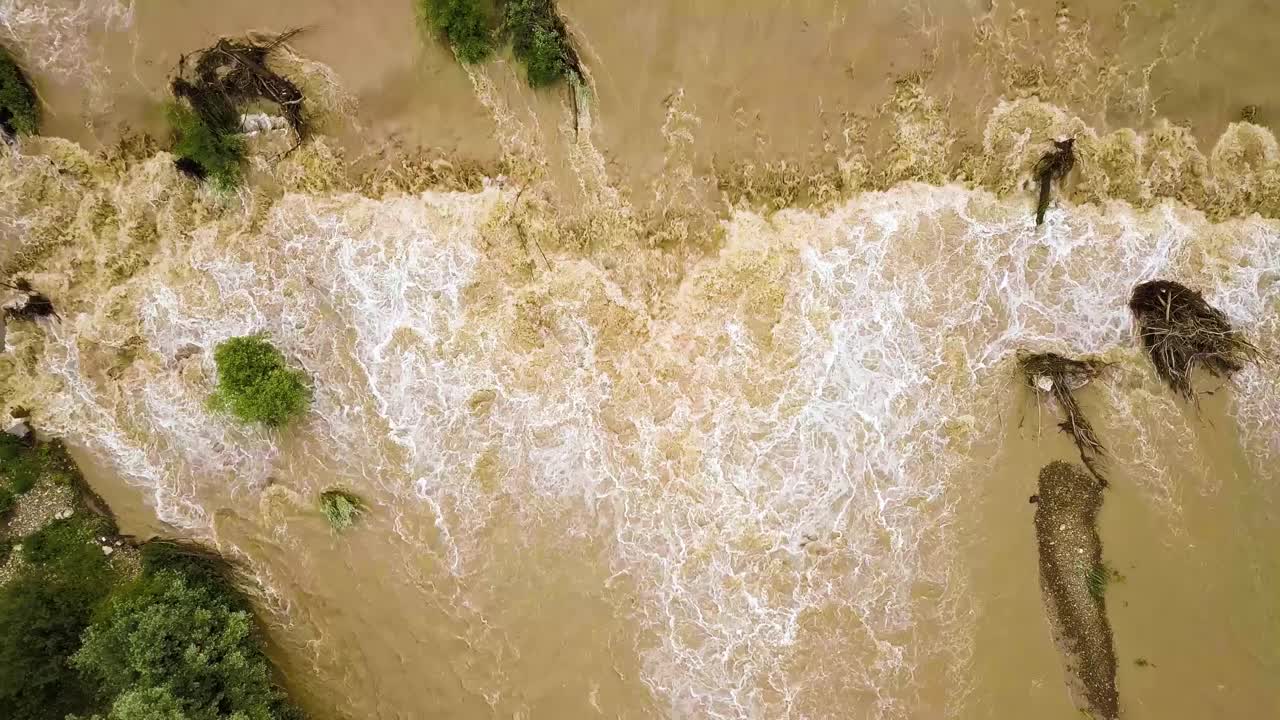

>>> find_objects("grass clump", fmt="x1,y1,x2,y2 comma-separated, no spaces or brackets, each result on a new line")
1,433,43,494
418,0,499,64
1086,563,1110,601
166,100,245,190
318,489,364,531
0,45,39,137
209,335,311,428
1130,280,1260,401
504,0,580,87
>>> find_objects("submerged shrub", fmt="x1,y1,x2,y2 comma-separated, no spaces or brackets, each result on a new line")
318,489,364,531
209,335,311,428
0,45,38,137
504,0,578,87
419,0,498,64
166,101,245,190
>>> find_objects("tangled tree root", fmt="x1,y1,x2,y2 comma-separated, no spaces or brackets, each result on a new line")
1019,351,1110,486
1129,280,1259,401
173,30,308,140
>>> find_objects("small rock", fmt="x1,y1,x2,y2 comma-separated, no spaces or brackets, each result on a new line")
101,545,114,556
54,509,73,520
5,421,30,439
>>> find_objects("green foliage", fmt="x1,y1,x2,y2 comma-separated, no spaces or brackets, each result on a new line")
0,486,14,516
0,45,39,136
209,336,311,428
74,569,300,720
418,0,497,64
504,0,575,87
1,434,42,494
0,573,102,719
318,489,364,531
0,518,113,720
166,101,245,190
1086,563,1109,600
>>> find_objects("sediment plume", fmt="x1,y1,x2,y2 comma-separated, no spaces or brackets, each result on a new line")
1033,461,1118,720
1019,351,1110,486
1129,279,1260,401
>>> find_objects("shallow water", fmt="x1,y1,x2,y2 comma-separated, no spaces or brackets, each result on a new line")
2,2,1279,719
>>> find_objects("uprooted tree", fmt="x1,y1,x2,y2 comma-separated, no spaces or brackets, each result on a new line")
1129,279,1260,401
168,31,309,188
1018,351,1110,486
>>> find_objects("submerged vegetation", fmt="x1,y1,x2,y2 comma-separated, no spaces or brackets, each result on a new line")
418,0,498,64
1018,351,1110,486
503,0,580,87
318,489,365,532
1129,280,1260,401
418,0,581,88
166,100,245,190
210,335,311,428
0,44,38,138
0,437,302,720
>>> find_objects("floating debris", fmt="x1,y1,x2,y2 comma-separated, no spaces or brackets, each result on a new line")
1034,461,1118,720
2,278,59,322
1034,138,1076,225
1129,280,1260,401
1019,351,1110,486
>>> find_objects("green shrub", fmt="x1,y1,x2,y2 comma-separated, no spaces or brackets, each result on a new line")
504,0,576,87
0,434,42,494
0,486,14,516
0,518,114,720
166,101,245,191
0,45,38,136
418,0,497,64
209,335,311,428
0,573,103,719
318,489,364,531
74,569,299,720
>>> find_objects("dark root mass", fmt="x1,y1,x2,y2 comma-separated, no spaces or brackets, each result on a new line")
173,30,308,141
1019,351,1110,486
1129,280,1259,401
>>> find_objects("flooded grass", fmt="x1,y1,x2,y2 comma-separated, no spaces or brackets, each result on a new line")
0,44,38,138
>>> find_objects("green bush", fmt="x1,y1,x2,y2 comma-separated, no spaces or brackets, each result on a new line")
318,489,364,531
0,486,15,516
418,0,497,64
504,0,575,87
0,573,103,719
74,569,300,720
166,101,245,191
1,434,42,494
0,518,114,720
209,335,311,428
0,45,38,136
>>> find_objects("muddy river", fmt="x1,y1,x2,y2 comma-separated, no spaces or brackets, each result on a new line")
2,1,1278,718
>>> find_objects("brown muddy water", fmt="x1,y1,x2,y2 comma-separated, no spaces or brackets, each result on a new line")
2,1,1280,719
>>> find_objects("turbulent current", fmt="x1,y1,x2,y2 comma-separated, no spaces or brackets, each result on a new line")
3,2,1280,719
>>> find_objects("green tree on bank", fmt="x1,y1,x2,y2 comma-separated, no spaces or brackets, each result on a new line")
0,440,303,720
